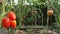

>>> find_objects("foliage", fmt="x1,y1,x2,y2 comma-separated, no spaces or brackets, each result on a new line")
0,0,59,34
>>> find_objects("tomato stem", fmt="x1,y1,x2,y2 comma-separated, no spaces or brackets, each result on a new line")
8,28,10,34
2,0,5,13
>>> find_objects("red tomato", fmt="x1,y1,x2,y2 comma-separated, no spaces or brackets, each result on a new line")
47,10,53,16
7,11,16,20
10,20,16,28
2,17,10,28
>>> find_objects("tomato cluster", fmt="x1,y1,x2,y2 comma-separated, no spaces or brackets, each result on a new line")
2,11,16,28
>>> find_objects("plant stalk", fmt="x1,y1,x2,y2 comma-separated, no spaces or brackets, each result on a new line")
8,28,10,34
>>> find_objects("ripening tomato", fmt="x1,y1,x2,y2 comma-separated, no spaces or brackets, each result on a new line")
2,17,10,28
47,10,53,16
10,20,16,28
7,11,16,20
